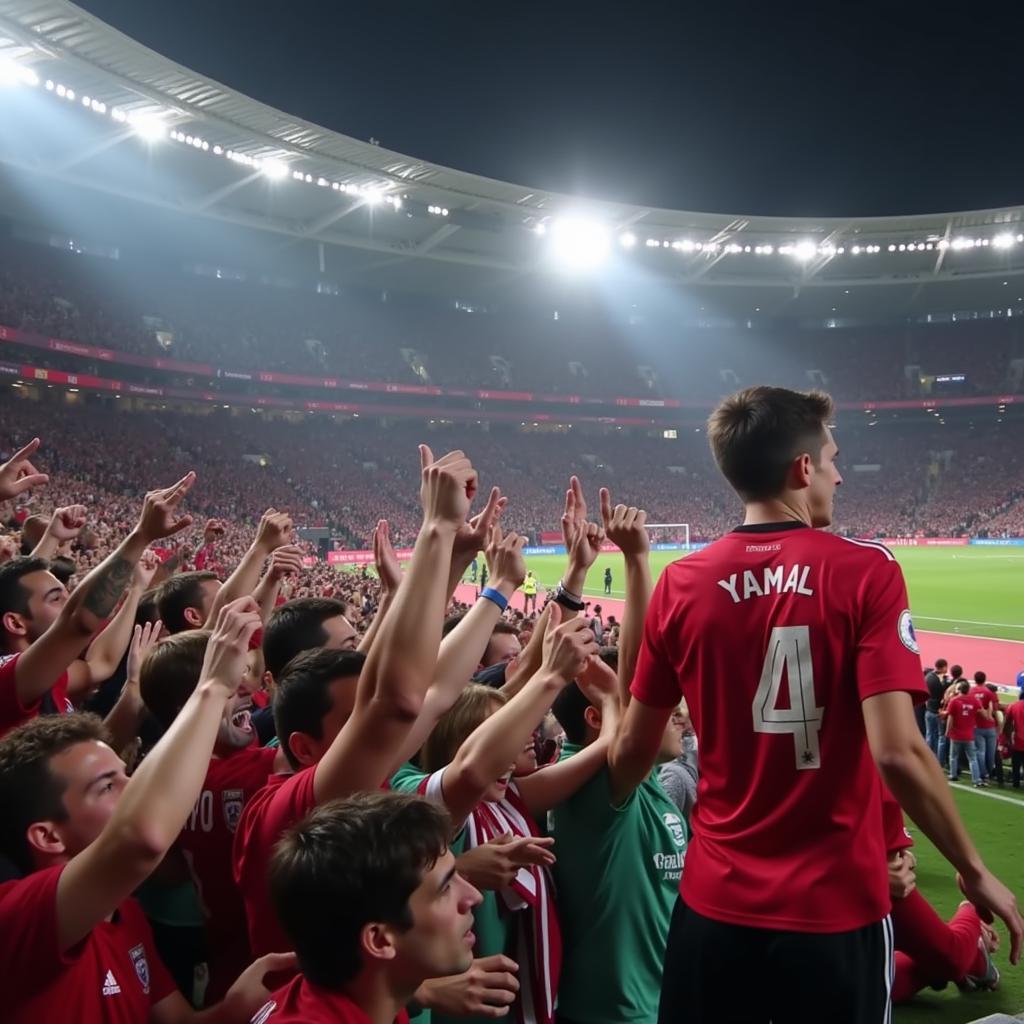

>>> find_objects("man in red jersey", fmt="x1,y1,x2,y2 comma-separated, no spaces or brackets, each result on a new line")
946,680,984,786
1004,692,1024,788
969,670,1000,783
140,629,289,1003
251,792,482,1024
609,385,1022,1023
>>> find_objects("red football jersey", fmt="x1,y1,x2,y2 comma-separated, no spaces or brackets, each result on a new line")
946,695,979,741
251,975,410,1023
0,653,72,739
880,784,913,853
1005,701,1024,751
179,745,278,1002
968,685,998,726
632,523,927,933
0,864,176,1024
234,767,317,961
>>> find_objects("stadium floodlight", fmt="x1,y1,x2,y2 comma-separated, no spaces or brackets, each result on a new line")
0,57,39,87
993,233,1015,250
129,113,166,142
364,189,384,206
793,240,816,262
548,216,611,271
619,232,637,249
261,159,289,181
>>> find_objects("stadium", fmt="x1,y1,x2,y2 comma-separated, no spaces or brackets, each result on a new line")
0,1,1022,1022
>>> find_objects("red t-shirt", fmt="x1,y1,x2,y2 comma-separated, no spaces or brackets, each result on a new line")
251,976,410,1023
969,685,998,727
234,767,317,960
179,745,278,1002
880,785,913,853
0,864,176,1023
1005,701,1024,752
946,695,979,741
631,524,927,933
0,652,72,739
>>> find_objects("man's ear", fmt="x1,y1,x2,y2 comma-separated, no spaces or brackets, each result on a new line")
287,731,319,769
2,611,28,639
361,921,400,964
584,704,603,732
183,606,204,628
25,819,68,861
788,452,813,490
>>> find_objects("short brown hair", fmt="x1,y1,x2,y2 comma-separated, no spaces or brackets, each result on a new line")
0,713,110,873
707,386,834,500
140,630,211,729
156,571,219,635
421,683,506,773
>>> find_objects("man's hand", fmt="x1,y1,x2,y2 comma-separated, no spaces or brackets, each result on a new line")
418,955,519,1018
132,549,161,592
958,869,1024,965
577,653,619,707
453,485,507,565
456,834,556,891
0,437,48,500
485,525,527,592
887,850,916,900
561,475,604,573
255,508,294,552
541,603,599,683
203,518,226,545
126,620,163,685
0,534,19,563
420,445,478,531
267,544,305,582
221,951,298,1022
198,597,263,697
134,472,196,544
47,505,88,543
372,519,403,596
599,487,650,558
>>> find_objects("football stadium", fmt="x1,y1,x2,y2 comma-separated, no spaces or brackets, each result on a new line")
0,2,1022,1022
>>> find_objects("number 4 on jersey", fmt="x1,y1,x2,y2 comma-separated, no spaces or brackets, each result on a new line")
751,626,824,770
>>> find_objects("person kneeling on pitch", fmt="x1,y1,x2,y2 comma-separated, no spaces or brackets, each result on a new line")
252,791,491,1024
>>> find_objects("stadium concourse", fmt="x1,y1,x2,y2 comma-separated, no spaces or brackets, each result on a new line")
1,2,1024,1023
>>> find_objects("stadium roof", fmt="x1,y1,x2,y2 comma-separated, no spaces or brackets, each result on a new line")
3,0,1024,318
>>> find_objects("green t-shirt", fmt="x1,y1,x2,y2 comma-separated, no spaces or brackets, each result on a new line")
390,763,518,1024
549,742,687,1024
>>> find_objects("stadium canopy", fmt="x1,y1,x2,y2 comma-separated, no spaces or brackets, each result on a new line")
2,0,1024,319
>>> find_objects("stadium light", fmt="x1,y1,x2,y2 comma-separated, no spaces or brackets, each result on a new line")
0,57,39,87
793,240,816,262
129,113,166,142
619,232,637,249
992,233,1015,250
261,159,289,181
548,216,611,271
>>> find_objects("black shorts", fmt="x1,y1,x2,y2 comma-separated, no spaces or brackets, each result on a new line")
658,898,893,1024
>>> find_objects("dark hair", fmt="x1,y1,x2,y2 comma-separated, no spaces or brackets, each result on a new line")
957,681,970,695
263,598,348,679
0,713,110,873
273,648,366,771
934,658,948,670
974,671,987,686
598,645,618,673
442,612,466,637
951,664,964,679
0,556,53,621
140,630,210,729
156,571,219,635
270,792,450,988
707,386,835,500
47,556,77,587
552,683,591,746
482,620,519,664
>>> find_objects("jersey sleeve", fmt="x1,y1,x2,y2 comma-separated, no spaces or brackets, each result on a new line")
630,572,683,709
0,653,35,737
854,559,928,704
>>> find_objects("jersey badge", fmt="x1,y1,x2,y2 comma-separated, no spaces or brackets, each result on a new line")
898,609,919,654
129,943,150,994
223,789,244,833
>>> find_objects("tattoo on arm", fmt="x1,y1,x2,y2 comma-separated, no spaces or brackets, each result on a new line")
82,557,133,619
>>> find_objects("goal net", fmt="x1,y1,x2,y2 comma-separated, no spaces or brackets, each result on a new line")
646,523,691,551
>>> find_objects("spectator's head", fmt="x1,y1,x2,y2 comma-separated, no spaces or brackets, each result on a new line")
273,648,367,770
707,386,840,526
156,571,221,635
270,792,479,993
957,681,970,695
18,514,48,555
934,658,948,673
263,598,355,682
481,621,520,668
140,630,259,753
974,671,987,686
951,664,964,680
48,555,76,588
0,713,119,874
0,556,67,652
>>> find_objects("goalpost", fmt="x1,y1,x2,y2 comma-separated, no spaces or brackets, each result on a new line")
645,522,691,551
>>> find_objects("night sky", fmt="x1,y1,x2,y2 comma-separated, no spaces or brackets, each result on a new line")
76,0,1024,219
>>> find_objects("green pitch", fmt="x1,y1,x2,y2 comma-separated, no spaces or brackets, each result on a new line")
518,546,1024,643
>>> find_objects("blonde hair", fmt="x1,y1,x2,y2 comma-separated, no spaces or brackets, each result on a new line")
421,683,507,773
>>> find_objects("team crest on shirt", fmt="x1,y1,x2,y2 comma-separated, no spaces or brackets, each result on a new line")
222,789,244,833
898,609,919,654
662,812,687,848
129,943,150,994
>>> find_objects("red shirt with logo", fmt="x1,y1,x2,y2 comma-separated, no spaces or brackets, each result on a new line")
179,744,278,1002
968,685,998,728
880,785,913,853
0,652,71,739
946,695,979,741
250,976,410,1023
0,864,176,1023
631,524,927,934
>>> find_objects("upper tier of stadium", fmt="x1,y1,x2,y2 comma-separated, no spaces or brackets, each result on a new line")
2,0,1024,322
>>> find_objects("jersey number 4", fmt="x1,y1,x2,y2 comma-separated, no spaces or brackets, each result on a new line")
751,626,824,770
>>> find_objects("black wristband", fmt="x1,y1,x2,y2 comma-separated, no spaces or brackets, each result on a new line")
554,587,585,612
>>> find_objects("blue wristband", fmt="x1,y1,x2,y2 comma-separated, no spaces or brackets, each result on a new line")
480,587,509,612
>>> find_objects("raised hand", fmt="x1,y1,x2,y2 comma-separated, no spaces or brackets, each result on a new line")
199,596,263,697
453,485,507,565
419,445,478,531
457,833,556,891
0,437,48,500
0,534,17,563
561,475,605,573
267,544,305,582
541,603,599,684
48,504,88,543
135,472,196,543
485,525,527,591
203,518,227,544
577,652,619,706
599,487,650,558
372,519,403,595
255,508,294,552
132,548,161,591
126,620,163,685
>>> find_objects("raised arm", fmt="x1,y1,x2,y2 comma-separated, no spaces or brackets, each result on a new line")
438,605,597,824
251,544,304,624
102,619,163,754
55,597,261,952
30,504,87,563
446,486,507,601
357,519,402,654
15,474,195,710
204,509,293,626
0,438,48,500
600,488,652,707
558,475,605,612
312,446,475,803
